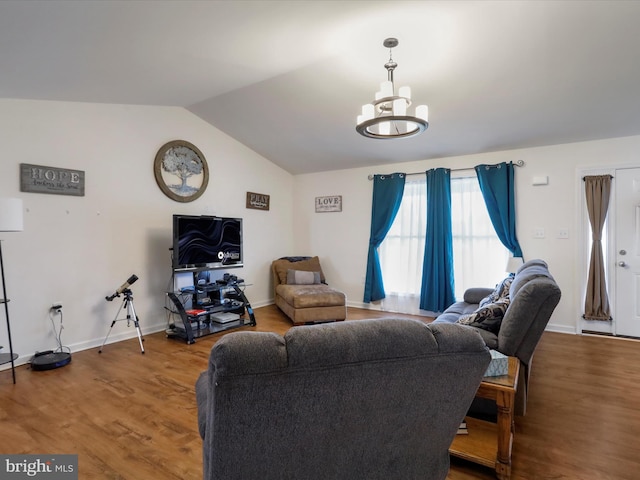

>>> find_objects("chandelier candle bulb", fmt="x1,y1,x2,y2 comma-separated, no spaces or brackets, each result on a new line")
399,86,411,100
380,81,393,98
362,103,374,120
393,98,406,116
416,104,429,122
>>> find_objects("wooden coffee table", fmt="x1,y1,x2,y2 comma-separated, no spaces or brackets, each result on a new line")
449,356,520,480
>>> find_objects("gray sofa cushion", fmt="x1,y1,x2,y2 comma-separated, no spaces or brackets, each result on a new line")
197,318,491,480
432,301,478,324
286,269,322,285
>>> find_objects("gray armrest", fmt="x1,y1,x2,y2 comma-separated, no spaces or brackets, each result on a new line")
463,287,493,304
195,372,209,439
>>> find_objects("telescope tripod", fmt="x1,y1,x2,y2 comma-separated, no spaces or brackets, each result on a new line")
99,289,145,354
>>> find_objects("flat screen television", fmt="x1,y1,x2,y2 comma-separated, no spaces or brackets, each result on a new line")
172,215,243,271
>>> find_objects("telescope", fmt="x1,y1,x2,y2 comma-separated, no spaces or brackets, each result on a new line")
105,274,138,301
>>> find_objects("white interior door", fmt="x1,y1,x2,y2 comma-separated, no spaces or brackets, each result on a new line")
615,167,640,337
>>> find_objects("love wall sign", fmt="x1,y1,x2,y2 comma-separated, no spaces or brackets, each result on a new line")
315,195,342,213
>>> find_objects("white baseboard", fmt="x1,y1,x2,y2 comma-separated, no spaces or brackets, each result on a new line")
1,321,168,369
544,323,576,335
346,301,384,311
72,321,168,354
252,299,273,309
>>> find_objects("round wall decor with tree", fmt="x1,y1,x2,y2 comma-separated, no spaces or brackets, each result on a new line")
154,140,209,202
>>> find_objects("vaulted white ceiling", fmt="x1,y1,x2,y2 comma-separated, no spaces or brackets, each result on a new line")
2,1,640,174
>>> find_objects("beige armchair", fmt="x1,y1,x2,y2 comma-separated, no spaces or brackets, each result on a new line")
271,256,346,325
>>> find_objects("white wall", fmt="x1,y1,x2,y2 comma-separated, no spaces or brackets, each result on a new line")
0,99,294,367
293,134,640,334
3,97,637,371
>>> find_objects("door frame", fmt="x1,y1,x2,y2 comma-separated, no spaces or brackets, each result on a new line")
577,162,640,335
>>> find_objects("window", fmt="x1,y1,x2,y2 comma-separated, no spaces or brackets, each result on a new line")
450,175,509,298
378,179,427,314
379,173,509,314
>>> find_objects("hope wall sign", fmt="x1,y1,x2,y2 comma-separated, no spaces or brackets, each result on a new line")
20,163,85,196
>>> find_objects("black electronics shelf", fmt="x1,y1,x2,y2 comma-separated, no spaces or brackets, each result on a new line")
166,281,256,344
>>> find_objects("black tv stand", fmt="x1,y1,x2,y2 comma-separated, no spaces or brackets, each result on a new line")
166,281,256,344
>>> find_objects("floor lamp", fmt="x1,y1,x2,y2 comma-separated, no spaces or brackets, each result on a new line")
0,198,24,384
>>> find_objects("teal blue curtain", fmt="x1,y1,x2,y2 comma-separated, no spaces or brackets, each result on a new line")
420,168,455,311
363,173,406,303
475,162,523,258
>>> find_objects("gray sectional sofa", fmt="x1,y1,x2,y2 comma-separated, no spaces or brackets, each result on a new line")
433,258,561,414
196,318,490,480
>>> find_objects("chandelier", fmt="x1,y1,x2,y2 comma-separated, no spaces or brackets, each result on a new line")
356,38,429,139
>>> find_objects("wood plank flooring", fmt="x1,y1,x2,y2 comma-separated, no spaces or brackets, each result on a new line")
1,305,639,479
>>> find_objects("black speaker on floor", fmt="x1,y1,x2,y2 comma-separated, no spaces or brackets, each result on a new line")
30,350,72,371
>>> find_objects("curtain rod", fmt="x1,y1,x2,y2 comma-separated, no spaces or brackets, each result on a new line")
582,174,614,181
367,159,525,180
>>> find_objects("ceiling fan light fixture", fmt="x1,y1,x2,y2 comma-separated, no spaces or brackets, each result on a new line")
356,38,429,139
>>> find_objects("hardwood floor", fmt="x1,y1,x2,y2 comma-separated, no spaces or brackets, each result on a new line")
1,305,639,479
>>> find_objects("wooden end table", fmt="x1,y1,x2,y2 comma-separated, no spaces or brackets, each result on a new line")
449,356,520,480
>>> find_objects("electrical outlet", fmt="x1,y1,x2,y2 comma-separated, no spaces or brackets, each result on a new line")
533,228,545,239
